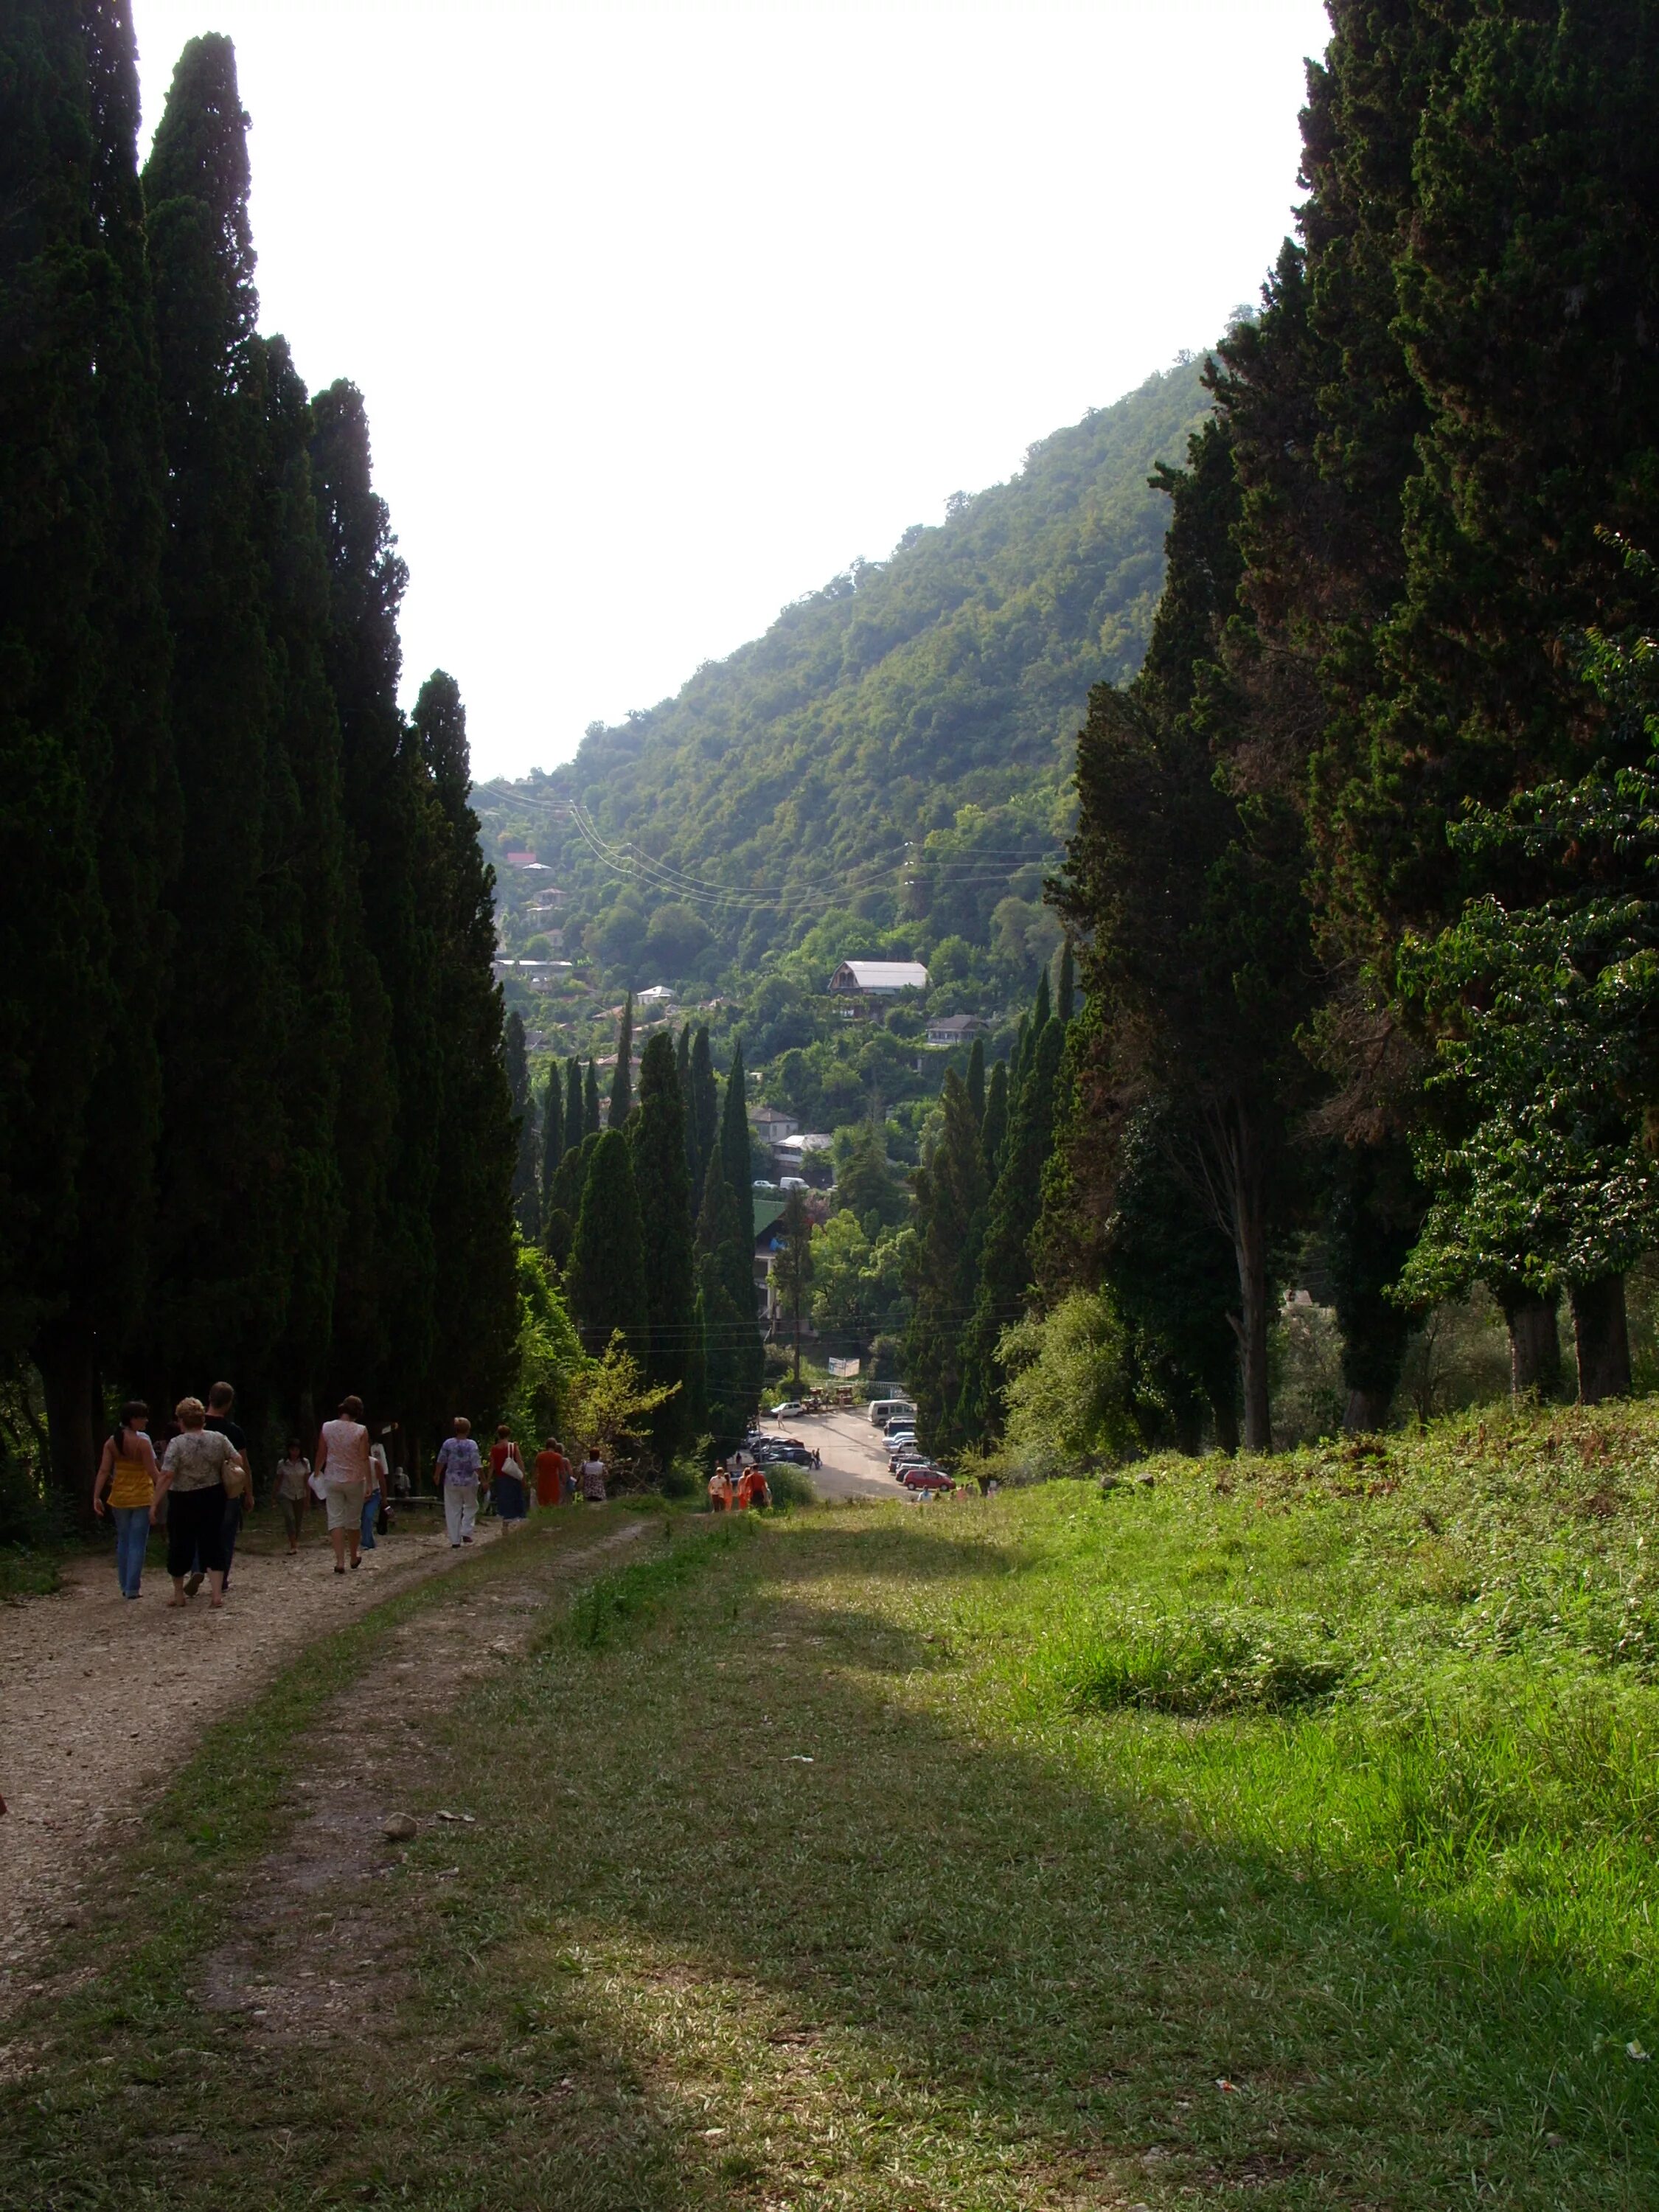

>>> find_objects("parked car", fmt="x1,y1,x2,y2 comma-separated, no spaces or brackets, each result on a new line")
762,1442,814,1467
901,1467,956,1493
771,1401,805,1419
889,1450,928,1475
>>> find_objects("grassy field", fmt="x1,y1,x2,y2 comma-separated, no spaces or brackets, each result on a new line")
7,1405,1659,2208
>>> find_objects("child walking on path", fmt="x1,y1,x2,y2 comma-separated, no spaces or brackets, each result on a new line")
275,1441,310,1554
437,1418,482,1546
91,1402,160,1599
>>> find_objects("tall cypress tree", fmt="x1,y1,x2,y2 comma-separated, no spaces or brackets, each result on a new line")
540,1065,565,1197
695,1156,751,1450
966,1037,986,1126
3,0,174,1501
689,1026,718,1194
1055,940,1075,1024
717,1040,765,1406
413,668,518,1427
568,1129,649,1358
608,990,634,1127
140,35,296,1405
627,1031,694,1458
959,1018,1064,1441
981,1058,1009,1178
504,1008,540,1239
583,1057,602,1141
676,1022,694,1155
905,1070,988,1455
719,1040,756,1250
564,1056,584,1160
310,374,439,1411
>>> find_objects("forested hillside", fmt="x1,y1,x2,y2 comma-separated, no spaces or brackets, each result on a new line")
478,360,1209,998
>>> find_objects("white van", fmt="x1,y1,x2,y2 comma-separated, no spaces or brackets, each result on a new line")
869,1398,917,1429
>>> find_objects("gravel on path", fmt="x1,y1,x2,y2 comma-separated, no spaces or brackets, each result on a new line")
0,1510,504,2008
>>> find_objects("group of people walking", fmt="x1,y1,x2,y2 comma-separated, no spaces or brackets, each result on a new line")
707,1458,771,1512
88,1387,635,1604
431,1423,609,1548
91,1385,394,1603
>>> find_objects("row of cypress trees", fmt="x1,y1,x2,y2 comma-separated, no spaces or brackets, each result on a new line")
507,1002,766,1458
905,950,1074,1456
1,10,517,1501
1046,0,1659,1444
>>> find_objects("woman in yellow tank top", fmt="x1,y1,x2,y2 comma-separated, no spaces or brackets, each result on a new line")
92,1400,160,1600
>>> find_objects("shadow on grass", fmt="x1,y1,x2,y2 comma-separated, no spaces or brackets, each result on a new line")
476,1512,1659,2210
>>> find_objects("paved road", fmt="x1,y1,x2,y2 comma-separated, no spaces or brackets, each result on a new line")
753,1407,902,1502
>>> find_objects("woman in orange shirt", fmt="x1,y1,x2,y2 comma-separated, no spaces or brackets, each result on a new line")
535,1436,570,1508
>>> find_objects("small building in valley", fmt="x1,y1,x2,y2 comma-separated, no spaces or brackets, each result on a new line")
923,1012,987,1048
828,959,929,998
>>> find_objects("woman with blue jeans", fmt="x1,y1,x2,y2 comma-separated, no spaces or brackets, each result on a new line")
91,1401,161,1599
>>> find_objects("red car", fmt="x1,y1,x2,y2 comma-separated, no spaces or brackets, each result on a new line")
901,1466,956,1493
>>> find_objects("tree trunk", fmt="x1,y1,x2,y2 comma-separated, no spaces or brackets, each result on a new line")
1343,1385,1393,1434
1172,1399,1203,1457
1207,1385,1239,1458
1500,1287,1563,1402
1571,1275,1631,1405
1230,1164,1272,1455
33,1311,100,1533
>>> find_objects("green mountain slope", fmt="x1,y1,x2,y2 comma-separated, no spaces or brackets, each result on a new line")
478,358,1209,996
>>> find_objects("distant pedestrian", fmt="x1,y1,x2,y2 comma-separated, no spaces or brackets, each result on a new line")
535,1436,570,1509
91,1400,160,1599
490,1423,529,1532
203,1382,254,1593
579,1444,608,1503
361,1433,390,1551
708,1466,731,1513
316,1394,372,1575
154,1397,240,1608
275,1439,310,1554
437,1417,482,1545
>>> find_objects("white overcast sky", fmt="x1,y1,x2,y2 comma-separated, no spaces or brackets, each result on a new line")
130,0,1331,783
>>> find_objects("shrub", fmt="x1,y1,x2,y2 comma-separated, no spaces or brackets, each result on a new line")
1061,1606,1347,1717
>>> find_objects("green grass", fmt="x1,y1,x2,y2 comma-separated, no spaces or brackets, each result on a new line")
6,1405,1659,2207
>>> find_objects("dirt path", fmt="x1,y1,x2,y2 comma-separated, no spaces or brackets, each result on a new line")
198,1517,648,2053
0,1509,519,2007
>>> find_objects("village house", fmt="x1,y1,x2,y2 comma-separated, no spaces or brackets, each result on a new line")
923,1011,987,1048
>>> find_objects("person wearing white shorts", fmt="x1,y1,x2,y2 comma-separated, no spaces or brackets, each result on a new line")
316,1394,372,1574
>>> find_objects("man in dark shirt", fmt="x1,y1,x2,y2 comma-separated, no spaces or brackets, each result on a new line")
199,1380,253,1593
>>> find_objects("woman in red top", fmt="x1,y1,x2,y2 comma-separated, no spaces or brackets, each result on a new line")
490,1424,529,1532
534,1436,569,1509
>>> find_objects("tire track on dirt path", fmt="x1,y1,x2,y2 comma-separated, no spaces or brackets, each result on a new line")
195,1519,650,2050
0,1513,531,2008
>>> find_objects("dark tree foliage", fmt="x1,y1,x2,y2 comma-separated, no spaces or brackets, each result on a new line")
540,1065,564,1199
688,1026,719,1194
503,1009,540,1239
960,1016,1064,1441
835,1124,908,1232
568,1130,648,1359
717,1040,765,1407
695,1156,754,1450
608,990,633,1127
1055,420,1320,1451
412,669,518,1427
676,1023,695,1185
1322,1136,1425,1431
1,0,174,1505
564,1057,584,1164
140,35,307,1404
583,1058,602,1142
966,1037,986,1126
981,1057,1009,1178
905,1070,987,1455
775,1185,815,1387
628,1031,695,1458
308,375,433,1410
